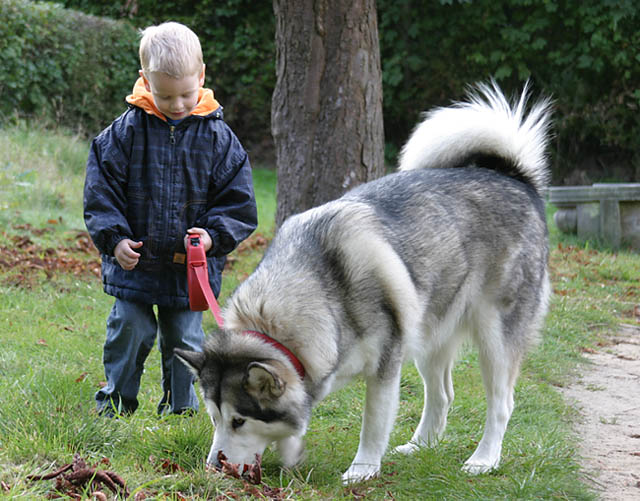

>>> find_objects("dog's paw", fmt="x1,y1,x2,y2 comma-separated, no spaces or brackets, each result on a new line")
341,463,380,485
461,458,498,475
391,441,421,455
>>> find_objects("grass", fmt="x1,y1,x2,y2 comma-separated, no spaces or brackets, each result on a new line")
1,122,638,499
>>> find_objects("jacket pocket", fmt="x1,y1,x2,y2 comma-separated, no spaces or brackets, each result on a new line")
181,199,208,228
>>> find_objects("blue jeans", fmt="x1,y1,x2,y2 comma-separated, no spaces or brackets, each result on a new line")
95,298,204,415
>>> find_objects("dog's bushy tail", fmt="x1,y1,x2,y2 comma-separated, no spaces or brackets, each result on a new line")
398,81,552,192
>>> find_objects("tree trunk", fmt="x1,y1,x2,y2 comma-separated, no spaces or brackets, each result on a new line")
271,0,384,228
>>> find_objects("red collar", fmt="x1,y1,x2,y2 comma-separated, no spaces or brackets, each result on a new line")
244,330,306,380
187,235,305,379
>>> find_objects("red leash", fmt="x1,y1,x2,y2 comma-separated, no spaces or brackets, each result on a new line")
187,234,224,326
186,234,305,379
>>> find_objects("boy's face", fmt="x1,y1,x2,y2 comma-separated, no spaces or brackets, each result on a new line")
141,66,205,121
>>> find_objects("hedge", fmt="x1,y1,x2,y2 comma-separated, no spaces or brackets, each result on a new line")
0,0,139,135
377,0,640,182
4,0,640,182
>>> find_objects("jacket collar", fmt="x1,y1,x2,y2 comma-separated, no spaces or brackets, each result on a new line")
125,77,221,122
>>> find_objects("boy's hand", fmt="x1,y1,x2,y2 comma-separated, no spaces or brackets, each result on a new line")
185,228,213,253
114,239,143,270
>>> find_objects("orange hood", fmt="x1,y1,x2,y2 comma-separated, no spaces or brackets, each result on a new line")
125,77,221,121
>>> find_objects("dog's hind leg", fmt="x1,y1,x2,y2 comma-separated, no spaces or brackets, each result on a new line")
463,311,522,474
342,368,402,485
394,331,460,455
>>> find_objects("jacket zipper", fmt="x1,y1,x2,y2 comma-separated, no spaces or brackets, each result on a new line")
159,124,176,259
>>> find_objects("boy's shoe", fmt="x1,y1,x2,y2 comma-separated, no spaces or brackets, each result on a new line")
173,407,197,417
97,400,135,419
157,404,198,417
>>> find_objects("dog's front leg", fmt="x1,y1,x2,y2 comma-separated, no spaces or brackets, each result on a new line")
342,370,401,484
276,434,305,468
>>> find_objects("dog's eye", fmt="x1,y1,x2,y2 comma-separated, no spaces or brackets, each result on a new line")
231,417,246,430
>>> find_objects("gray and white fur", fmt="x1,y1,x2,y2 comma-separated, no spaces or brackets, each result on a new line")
176,81,553,484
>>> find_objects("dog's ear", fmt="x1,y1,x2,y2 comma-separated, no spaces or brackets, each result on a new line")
244,361,286,400
174,348,206,377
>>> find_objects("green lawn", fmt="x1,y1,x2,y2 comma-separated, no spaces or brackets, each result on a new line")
1,123,637,499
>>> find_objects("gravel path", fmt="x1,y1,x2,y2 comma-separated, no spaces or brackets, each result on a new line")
560,323,640,500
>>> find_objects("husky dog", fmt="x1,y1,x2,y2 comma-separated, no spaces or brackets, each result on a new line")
176,82,552,484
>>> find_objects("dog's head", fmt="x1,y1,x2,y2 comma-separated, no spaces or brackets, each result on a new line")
175,333,310,469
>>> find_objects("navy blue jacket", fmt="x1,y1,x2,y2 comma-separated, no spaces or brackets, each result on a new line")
84,82,257,308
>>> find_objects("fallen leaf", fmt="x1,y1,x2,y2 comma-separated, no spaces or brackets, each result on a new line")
218,454,242,480
243,454,262,485
0,228,101,290
27,453,129,498
159,458,185,474
216,451,263,485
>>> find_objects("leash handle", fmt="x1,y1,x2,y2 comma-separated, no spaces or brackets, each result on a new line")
187,234,225,328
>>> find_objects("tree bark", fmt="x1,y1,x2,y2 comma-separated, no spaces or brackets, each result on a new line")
271,0,384,228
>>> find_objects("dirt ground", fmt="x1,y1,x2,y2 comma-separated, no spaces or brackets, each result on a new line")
560,323,640,500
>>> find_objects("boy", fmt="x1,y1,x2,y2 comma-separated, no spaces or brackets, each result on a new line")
84,22,257,416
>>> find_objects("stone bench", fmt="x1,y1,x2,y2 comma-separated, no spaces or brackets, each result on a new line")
549,183,640,251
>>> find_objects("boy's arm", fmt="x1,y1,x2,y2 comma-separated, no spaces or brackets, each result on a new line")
196,131,258,257
83,130,134,256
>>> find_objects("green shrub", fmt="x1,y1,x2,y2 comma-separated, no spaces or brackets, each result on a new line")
0,0,139,136
378,0,640,180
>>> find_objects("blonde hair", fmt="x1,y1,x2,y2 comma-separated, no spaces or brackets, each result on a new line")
139,22,203,78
